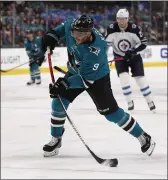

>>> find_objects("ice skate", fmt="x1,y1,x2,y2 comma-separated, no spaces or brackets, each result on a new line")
128,100,134,111
148,101,156,113
43,136,62,157
35,79,41,85
27,79,35,85
138,132,156,156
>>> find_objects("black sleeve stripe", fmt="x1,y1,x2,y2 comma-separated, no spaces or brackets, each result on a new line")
135,44,147,52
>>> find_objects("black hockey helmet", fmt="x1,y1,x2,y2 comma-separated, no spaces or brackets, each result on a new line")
72,15,94,32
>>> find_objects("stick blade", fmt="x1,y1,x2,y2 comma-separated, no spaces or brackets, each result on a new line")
101,158,118,167
90,150,118,167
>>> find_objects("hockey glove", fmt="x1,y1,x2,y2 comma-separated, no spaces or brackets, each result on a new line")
29,57,45,66
42,30,59,54
29,58,35,66
35,56,45,66
124,49,137,62
49,77,69,98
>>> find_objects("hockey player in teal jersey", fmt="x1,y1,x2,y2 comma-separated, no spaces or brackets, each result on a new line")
37,15,155,157
24,30,45,85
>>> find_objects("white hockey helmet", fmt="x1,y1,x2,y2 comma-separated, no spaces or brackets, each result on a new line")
116,9,129,19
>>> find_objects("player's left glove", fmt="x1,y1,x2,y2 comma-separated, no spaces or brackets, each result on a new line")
29,58,35,66
49,77,69,98
35,56,46,66
42,30,59,54
124,48,137,62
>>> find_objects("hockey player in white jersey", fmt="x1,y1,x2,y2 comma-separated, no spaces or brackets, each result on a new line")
106,9,156,112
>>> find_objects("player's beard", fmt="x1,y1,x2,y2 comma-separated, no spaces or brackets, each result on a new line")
75,35,91,44
75,38,85,44
73,30,92,44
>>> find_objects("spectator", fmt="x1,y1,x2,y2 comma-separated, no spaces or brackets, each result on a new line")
0,1,167,47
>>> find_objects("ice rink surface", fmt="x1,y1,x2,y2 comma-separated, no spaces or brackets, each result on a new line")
1,67,167,179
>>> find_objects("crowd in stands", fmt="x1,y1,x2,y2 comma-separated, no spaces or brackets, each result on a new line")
0,1,167,48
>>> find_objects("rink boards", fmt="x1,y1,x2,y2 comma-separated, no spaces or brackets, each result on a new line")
1,45,167,75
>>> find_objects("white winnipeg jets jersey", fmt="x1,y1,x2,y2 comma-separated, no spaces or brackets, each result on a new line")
105,22,147,57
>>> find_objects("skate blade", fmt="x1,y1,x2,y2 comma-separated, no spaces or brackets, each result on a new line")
151,109,156,114
146,140,156,156
43,149,59,157
27,83,35,86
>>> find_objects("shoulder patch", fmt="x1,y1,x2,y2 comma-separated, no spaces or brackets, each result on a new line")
109,24,114,29
89,46,101,56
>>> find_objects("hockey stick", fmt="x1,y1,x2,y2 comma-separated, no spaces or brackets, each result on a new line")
108,57,123,65
47,47,118,167
54,66,67,74
0,59,36,73
53,57,124,75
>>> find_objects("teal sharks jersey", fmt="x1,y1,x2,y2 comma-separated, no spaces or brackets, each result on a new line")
24,36,44,59
53,19,110,88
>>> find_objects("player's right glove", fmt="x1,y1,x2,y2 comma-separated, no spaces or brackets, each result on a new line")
124,48,137,62
49,77,69,98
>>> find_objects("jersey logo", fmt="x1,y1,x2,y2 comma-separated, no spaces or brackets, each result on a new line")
118,39,131,52
109,24,114,29
132,24,137,28
89,46,100,56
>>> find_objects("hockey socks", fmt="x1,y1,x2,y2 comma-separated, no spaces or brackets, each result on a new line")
105,108,143,137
